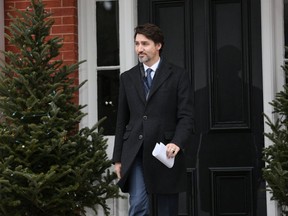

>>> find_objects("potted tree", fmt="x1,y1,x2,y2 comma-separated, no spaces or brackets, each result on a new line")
263,61,288,215
0,0,120,215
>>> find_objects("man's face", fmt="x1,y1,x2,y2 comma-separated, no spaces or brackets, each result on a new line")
135,34,162,66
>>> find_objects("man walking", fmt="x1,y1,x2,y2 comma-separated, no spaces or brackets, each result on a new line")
112,23,194,216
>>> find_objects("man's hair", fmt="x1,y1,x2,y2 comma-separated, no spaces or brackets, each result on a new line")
134,23,164,54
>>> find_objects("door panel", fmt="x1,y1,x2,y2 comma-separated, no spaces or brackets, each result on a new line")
138,0,266,215
151,0,192,72
210,167,253,215
210,0,250,129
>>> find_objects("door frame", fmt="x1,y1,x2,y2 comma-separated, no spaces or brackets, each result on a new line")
261,0,284,215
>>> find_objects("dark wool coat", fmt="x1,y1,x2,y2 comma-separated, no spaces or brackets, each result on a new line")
112,59,194,194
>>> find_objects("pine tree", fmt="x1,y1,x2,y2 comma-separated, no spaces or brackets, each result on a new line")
263,62,288,216
0,0,119,215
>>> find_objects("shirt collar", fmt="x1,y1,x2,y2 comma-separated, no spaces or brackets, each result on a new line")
143,58,161,72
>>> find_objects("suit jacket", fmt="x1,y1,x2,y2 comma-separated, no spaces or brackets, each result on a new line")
112,59,194,194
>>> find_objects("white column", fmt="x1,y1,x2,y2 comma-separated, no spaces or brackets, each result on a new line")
119,0,138,72
261,0,284,215
116,1,137,215
78,0,98,129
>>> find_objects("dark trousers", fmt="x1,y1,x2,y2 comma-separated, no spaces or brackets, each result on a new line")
128,155,179,216
150,193,179,216
128,156,149,216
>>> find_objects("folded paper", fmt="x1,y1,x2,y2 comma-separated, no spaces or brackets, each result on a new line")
152,142,175,168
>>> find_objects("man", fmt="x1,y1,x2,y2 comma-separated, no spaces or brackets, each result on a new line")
112,23,194,216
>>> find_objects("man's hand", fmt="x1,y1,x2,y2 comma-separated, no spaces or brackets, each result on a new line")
114,162,122,179
166,143,180,158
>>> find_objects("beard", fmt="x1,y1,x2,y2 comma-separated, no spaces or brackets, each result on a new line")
138,54,150,63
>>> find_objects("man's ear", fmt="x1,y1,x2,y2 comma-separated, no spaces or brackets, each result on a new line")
156,43,162,51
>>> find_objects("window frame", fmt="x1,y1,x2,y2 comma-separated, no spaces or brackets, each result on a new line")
78,0,137,130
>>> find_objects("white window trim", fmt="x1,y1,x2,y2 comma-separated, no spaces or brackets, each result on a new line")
261,0,284,215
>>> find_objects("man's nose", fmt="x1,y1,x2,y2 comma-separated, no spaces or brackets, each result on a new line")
137,45,144,52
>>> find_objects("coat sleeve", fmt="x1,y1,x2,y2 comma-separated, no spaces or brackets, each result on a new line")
112,74,130,163
171,68,195,150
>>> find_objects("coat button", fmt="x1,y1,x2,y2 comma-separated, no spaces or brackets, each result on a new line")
138,135,143,140
143,115,147,120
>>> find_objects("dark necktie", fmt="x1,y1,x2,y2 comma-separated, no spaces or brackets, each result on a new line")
144,68,153,96
146,68,153,89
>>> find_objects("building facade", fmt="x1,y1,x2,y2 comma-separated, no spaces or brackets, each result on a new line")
0,0,285,215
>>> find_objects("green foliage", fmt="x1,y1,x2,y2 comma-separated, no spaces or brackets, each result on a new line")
0,0,119,215
263,62,288,215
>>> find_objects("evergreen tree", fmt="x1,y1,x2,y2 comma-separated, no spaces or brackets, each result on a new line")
263,62,288,215
0,0,119,215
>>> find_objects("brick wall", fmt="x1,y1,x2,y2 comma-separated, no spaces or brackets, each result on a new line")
4,0,79,102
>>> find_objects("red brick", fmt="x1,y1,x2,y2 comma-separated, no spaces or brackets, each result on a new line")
61,51,77,60
45,35,63,42
51,25,76,34
43,0,61,8
55,55,63,60
63,0,77,7
63,16,77,25
64,60,79,66
63,34,77,43
52,17,62,25
5,45,20,53
15,2,32,9
4,3,15,11
62,43,77,51
5,10,21,19
50,8,76,16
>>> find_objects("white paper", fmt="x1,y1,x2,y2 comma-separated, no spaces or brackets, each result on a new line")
152,142,175,168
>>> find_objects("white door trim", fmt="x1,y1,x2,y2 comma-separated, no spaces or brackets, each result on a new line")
261,0,284,215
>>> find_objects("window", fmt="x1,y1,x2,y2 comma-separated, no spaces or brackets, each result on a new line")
96,0,119,135
78,0,136,139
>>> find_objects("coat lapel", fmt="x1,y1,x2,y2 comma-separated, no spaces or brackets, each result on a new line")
147,61,172,101
127,61,172,104
128,64,147,104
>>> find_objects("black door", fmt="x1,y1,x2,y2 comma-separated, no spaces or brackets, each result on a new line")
138,0,266,215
